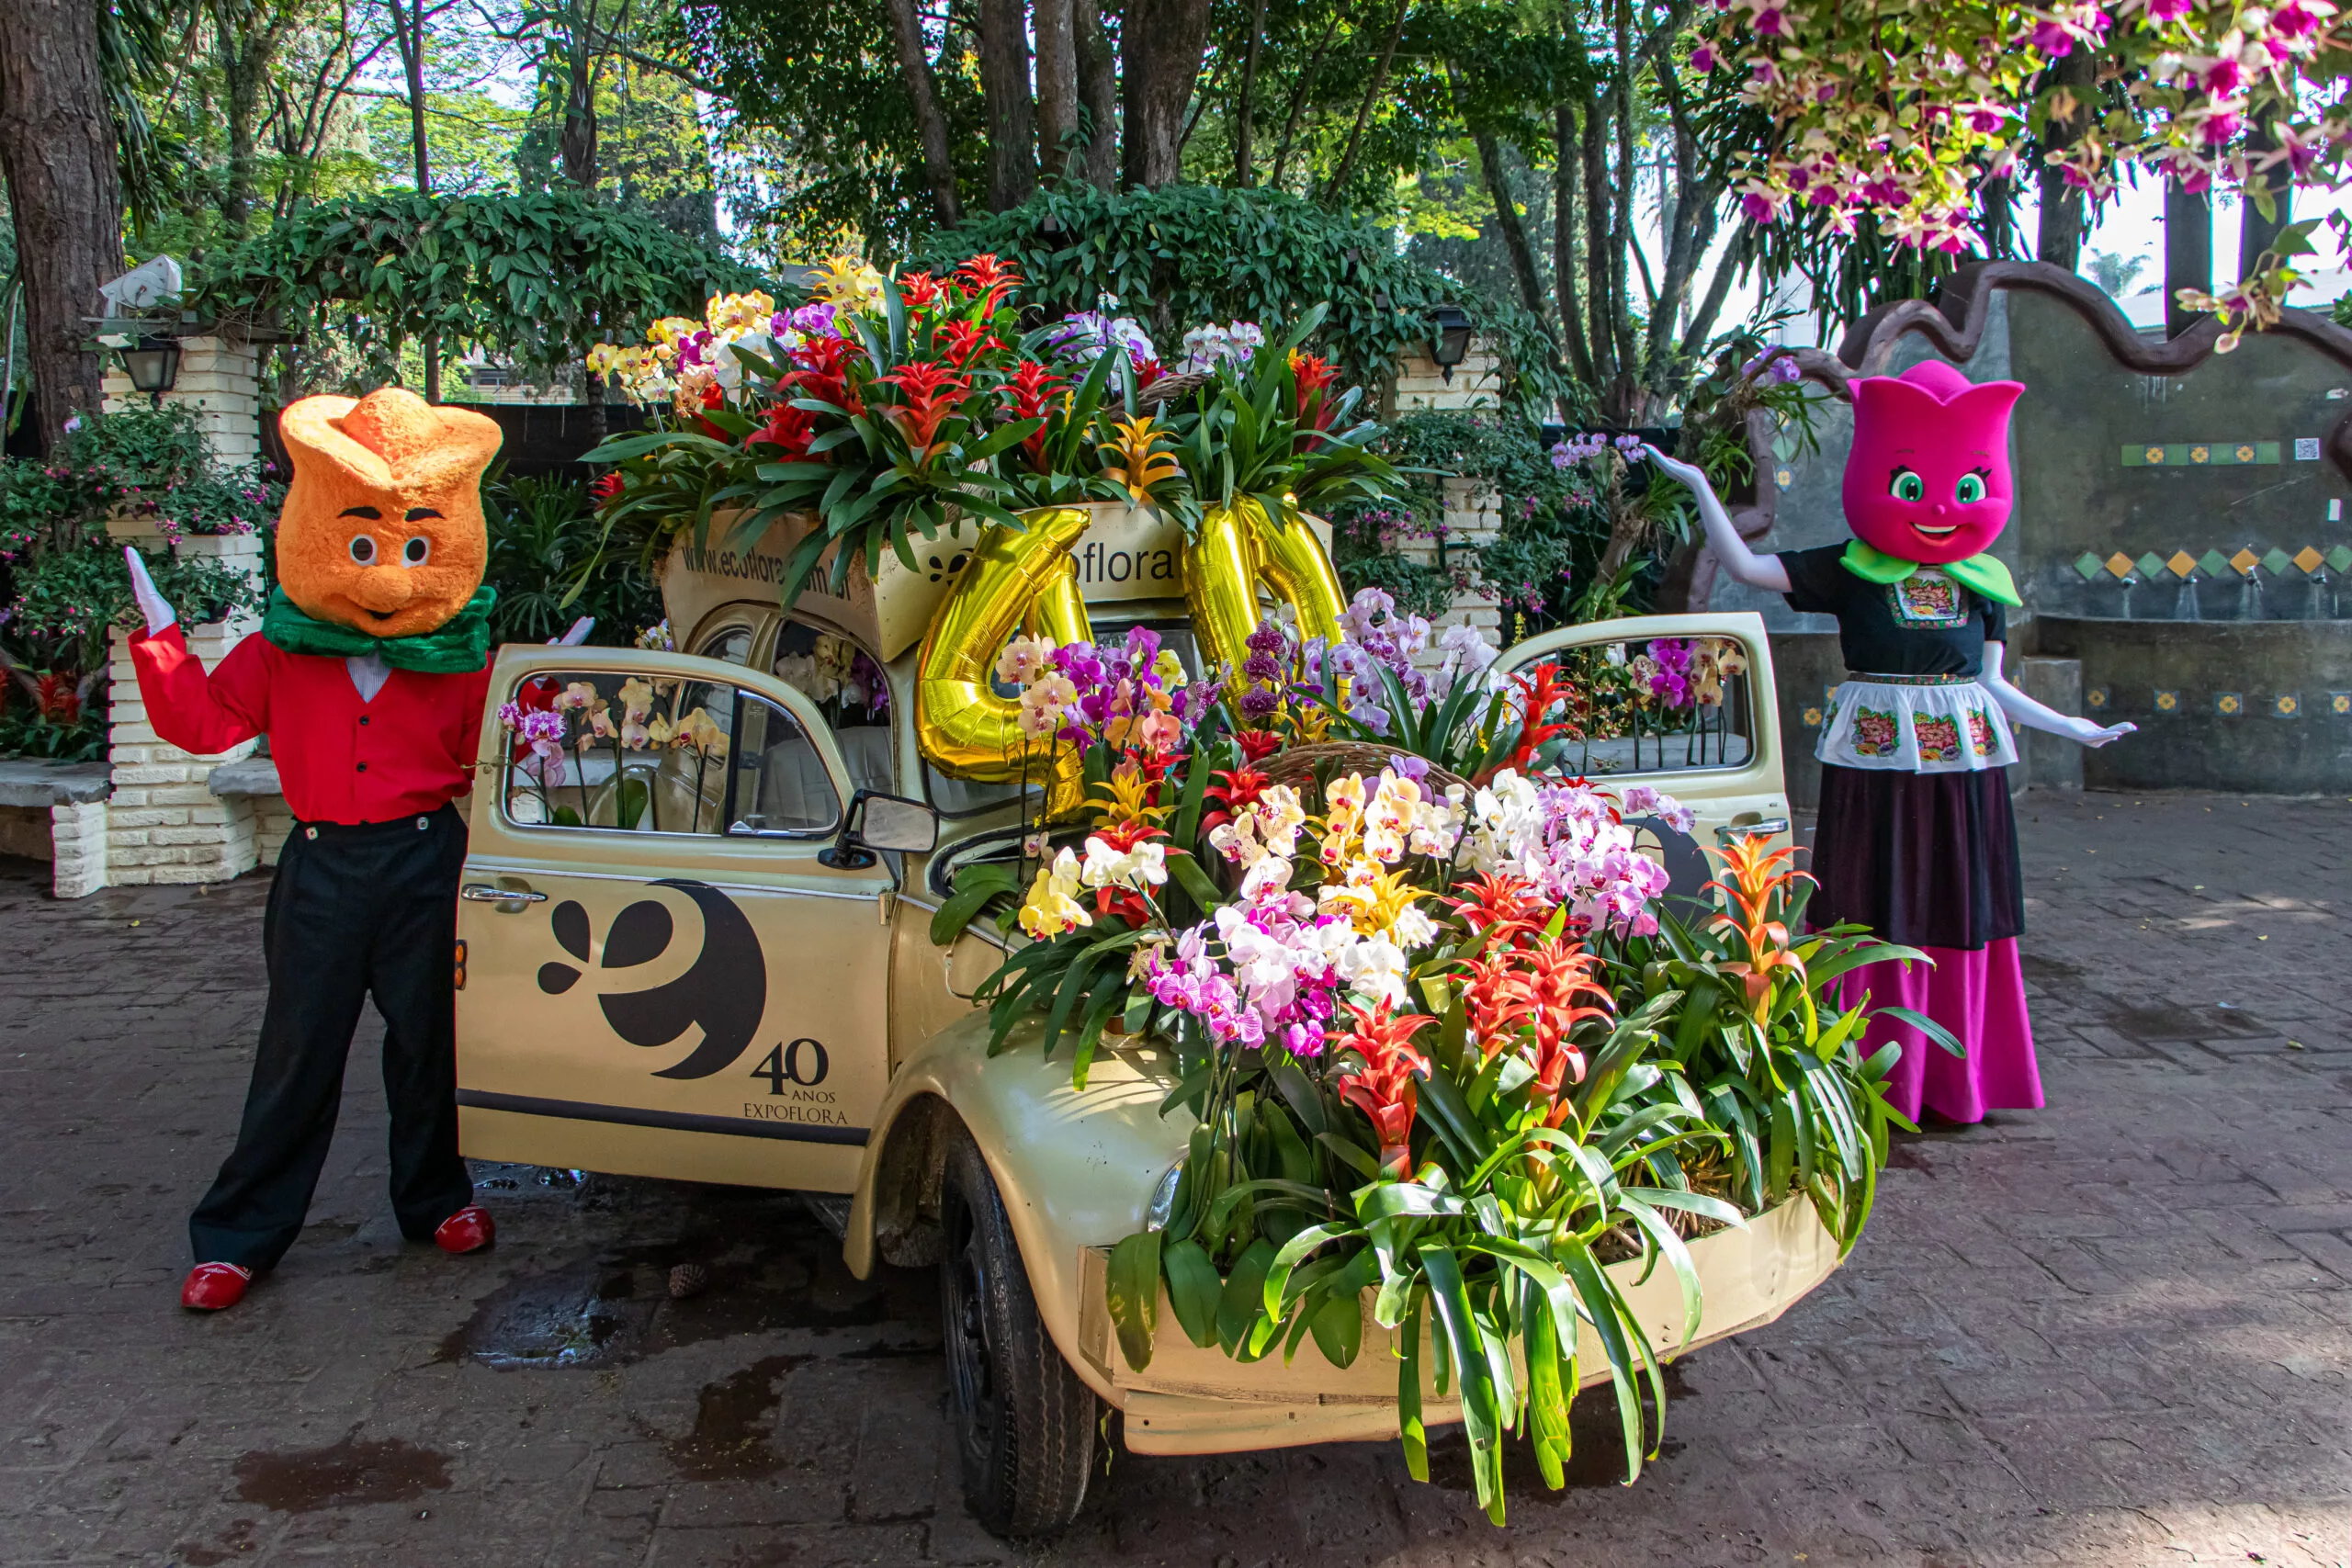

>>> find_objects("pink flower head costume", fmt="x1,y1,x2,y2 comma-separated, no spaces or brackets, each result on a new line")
1782,361,2041,1124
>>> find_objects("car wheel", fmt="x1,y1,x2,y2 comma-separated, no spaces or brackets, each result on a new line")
939,1123,1096,1538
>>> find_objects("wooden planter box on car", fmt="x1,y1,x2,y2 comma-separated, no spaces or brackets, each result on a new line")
1072,1196,1843,1456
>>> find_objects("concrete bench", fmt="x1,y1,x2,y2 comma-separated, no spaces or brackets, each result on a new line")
206,758,296,868
0,761,115,897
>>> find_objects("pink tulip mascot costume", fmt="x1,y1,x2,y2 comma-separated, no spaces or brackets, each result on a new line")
1650,360,2132,1123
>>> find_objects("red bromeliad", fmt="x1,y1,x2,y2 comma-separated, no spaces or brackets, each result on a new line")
1004,359,1068,469
1522,936,1611,1120
781,333,864,416
1487,660,1584,782
1291,350,1340,441
33,672,81,726
897,270,948,310
1331,999,1435,1178
1233,729,1283,763
1199,765,1270,835
588,472,624,507
933,319,996,369
877,361,972,460
953,254,1022,313
751,403,820,457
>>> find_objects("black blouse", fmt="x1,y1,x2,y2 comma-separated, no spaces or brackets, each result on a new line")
1780,543,2006,679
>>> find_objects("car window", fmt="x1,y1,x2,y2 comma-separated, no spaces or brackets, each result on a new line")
725,690,843,836
771,619,893,796
699,626,753,665
1501,633,1757,776
498,671,837,837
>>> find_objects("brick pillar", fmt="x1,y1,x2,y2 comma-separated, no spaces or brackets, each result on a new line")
96,329,269,888
101,335,264,469
1388,338,1510,662
50,801,109,899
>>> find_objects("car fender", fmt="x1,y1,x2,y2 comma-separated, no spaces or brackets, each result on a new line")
844,1009,1193,1405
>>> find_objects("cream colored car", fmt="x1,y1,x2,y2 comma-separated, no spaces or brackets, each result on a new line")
451,519,1819,1537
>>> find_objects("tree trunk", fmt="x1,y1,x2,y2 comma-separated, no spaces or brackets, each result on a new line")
1322,0,1408,202
977,0,1038,209
214,10,264,231
1035,0,1079,180
386,0,440,400
1230,0,1266,186
560,23,599,188
1551,104,1592,385
1076,0,1118,187
1268,13,1339,189
2034,48,2095,269
0,0,126,449
1580,86,1613,396
881,0,965,223
1468,120,1548,330
2165,175,2213,339
1121,0,1214,188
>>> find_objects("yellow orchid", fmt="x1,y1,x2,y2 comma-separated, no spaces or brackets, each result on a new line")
811,254,888,311
673,706,729,760
1018,849,1094,938
616,676,657,724
1097,416,1183,504
648,316,703,350
705,290,775,334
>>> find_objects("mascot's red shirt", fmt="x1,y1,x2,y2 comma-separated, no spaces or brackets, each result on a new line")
130,626,492,825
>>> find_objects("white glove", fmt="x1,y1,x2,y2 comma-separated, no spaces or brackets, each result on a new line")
2061,717,2136,748
124,547,176,636
552,616,595,647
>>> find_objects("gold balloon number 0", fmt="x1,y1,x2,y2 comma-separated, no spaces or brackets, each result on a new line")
913,498,1345,818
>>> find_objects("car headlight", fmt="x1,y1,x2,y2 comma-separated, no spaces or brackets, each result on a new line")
1145,1162,1182,1232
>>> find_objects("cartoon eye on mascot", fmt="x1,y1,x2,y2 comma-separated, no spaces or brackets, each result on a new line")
1653,360,2133,1126
126,389,586,1312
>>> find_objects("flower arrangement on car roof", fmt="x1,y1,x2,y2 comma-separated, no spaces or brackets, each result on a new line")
930,586,1950,1525
582,258,1395,614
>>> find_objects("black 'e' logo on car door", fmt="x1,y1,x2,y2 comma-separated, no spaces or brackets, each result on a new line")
535,879,768,1080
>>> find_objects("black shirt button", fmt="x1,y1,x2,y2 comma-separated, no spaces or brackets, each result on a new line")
359,715,370,726
356,761,368,773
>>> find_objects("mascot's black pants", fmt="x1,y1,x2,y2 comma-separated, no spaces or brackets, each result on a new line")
190,806,473,1270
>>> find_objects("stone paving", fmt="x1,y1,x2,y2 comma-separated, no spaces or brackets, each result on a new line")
0,790,2346,1568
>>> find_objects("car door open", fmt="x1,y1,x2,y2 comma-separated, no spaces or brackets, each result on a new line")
453,645,906,1194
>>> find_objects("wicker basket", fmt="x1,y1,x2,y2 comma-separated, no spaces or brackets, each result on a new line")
1252,741,1470,798
1136,370,1214,409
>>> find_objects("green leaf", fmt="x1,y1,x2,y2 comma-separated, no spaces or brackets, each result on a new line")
1105,1230,1162,1372
1216,1237,1280,1358
1161,1238,1223,1348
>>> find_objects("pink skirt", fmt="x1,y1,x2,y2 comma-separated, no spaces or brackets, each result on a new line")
1833,937,2043,1124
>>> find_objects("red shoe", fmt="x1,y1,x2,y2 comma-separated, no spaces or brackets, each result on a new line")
180,1262,252,1312
434,1205,495,1255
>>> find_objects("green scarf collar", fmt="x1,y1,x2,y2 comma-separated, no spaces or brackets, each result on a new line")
1839,539,2021,608
261,585,498,673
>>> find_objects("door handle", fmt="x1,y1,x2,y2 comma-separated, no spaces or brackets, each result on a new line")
1716,818,1791,840
462,883,548,905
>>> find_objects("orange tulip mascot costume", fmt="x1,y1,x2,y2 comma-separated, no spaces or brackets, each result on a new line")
127,389,513,1311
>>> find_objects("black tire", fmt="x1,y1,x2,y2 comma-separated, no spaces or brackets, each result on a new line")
939,1123,1096,1538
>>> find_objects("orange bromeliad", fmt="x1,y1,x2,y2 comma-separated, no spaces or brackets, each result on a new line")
1706,834,1815,1023
1331,1000,1435,1178
1442,871,1549,952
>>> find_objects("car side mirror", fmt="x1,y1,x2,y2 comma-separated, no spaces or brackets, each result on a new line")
820,789,939,868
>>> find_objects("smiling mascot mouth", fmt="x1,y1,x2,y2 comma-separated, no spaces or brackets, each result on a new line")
1911,522,1959,539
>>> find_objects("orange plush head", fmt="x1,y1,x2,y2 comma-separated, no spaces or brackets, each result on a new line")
276,389,503,638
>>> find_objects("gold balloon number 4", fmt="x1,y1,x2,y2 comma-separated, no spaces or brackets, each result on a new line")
913,499,1346,818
